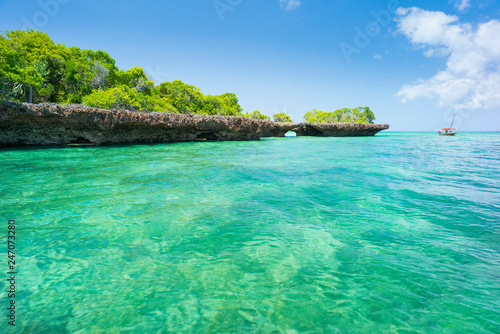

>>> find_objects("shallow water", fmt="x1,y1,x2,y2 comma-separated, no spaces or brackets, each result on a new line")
1,132,499,333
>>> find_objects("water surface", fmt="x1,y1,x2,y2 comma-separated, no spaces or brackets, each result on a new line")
1,132,499,333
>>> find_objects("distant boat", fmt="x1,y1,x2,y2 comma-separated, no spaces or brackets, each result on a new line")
438,115,457,136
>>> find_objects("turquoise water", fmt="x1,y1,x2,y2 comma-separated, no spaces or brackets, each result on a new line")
1,132,499,333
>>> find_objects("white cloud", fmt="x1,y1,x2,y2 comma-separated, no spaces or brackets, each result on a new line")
279,0,300,11
396,7,500,110
373,54,383,60
454,0,471,12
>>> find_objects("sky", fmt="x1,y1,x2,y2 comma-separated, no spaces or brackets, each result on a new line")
1,0,499,130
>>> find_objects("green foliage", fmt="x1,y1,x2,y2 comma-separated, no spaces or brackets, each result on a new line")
158,80,204,114
354,106,375,124
9,30,390,123
155,81,243,116
304,109,338,123
116,67,154,94
0,31,46,101
217,93,243,116
82,85,140,110
273,112,293,123
3,30,66,64
1,29,377,121
0,29,114,103
0,29,247,116
244,110,271,121
304,107,376,124
81,85,177,112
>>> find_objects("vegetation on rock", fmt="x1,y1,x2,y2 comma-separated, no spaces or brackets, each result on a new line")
273,113,293,123
0,30,246,116
1,30,377,124
304,107,375,124
244,110,271,121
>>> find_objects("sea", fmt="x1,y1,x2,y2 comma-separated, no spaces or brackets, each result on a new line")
1,131,499,333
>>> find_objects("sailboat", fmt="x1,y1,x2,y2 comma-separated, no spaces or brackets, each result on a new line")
438,114,457,136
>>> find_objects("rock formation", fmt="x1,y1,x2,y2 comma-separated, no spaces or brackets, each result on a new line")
0,102,389,146
292,122,389,137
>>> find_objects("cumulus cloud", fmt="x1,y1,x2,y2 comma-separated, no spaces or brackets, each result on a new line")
279,0,300,11
396,7,500,110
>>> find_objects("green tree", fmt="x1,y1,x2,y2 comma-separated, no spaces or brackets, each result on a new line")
41,57,66,102
245,110,270,120
82,85,141,110
273,112,292,123
304,109,333,123
62,56,93,103
89,61,109,90
82,84,178,113
303,108,376,124
81,49,119,87
116,67,154,94
333,108,351,122
157,80,205,114
217,93,242,116
199,95,222,115
354,106,375,124
0,32,46,101
1,29,249,115
3,29,66,64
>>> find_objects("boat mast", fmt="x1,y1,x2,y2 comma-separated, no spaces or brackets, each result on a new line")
450,114,455,129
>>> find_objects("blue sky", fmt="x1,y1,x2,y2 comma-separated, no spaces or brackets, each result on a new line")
1,0,499,130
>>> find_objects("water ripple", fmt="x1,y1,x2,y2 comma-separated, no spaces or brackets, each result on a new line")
0,132,499,333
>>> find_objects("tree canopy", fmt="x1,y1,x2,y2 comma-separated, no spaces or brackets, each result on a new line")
304,107,375,124
244,110,271,121
0,30,247,116
273,112,293,123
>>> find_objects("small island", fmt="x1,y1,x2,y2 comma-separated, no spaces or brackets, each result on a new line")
0,102,389,146
0,30,389,147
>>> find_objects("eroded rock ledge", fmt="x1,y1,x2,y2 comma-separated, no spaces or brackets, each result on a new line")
0,102,389,146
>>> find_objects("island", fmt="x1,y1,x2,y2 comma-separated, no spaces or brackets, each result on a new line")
0,102,389,147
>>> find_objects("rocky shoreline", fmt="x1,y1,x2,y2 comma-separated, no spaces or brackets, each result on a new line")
0,102,389,147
